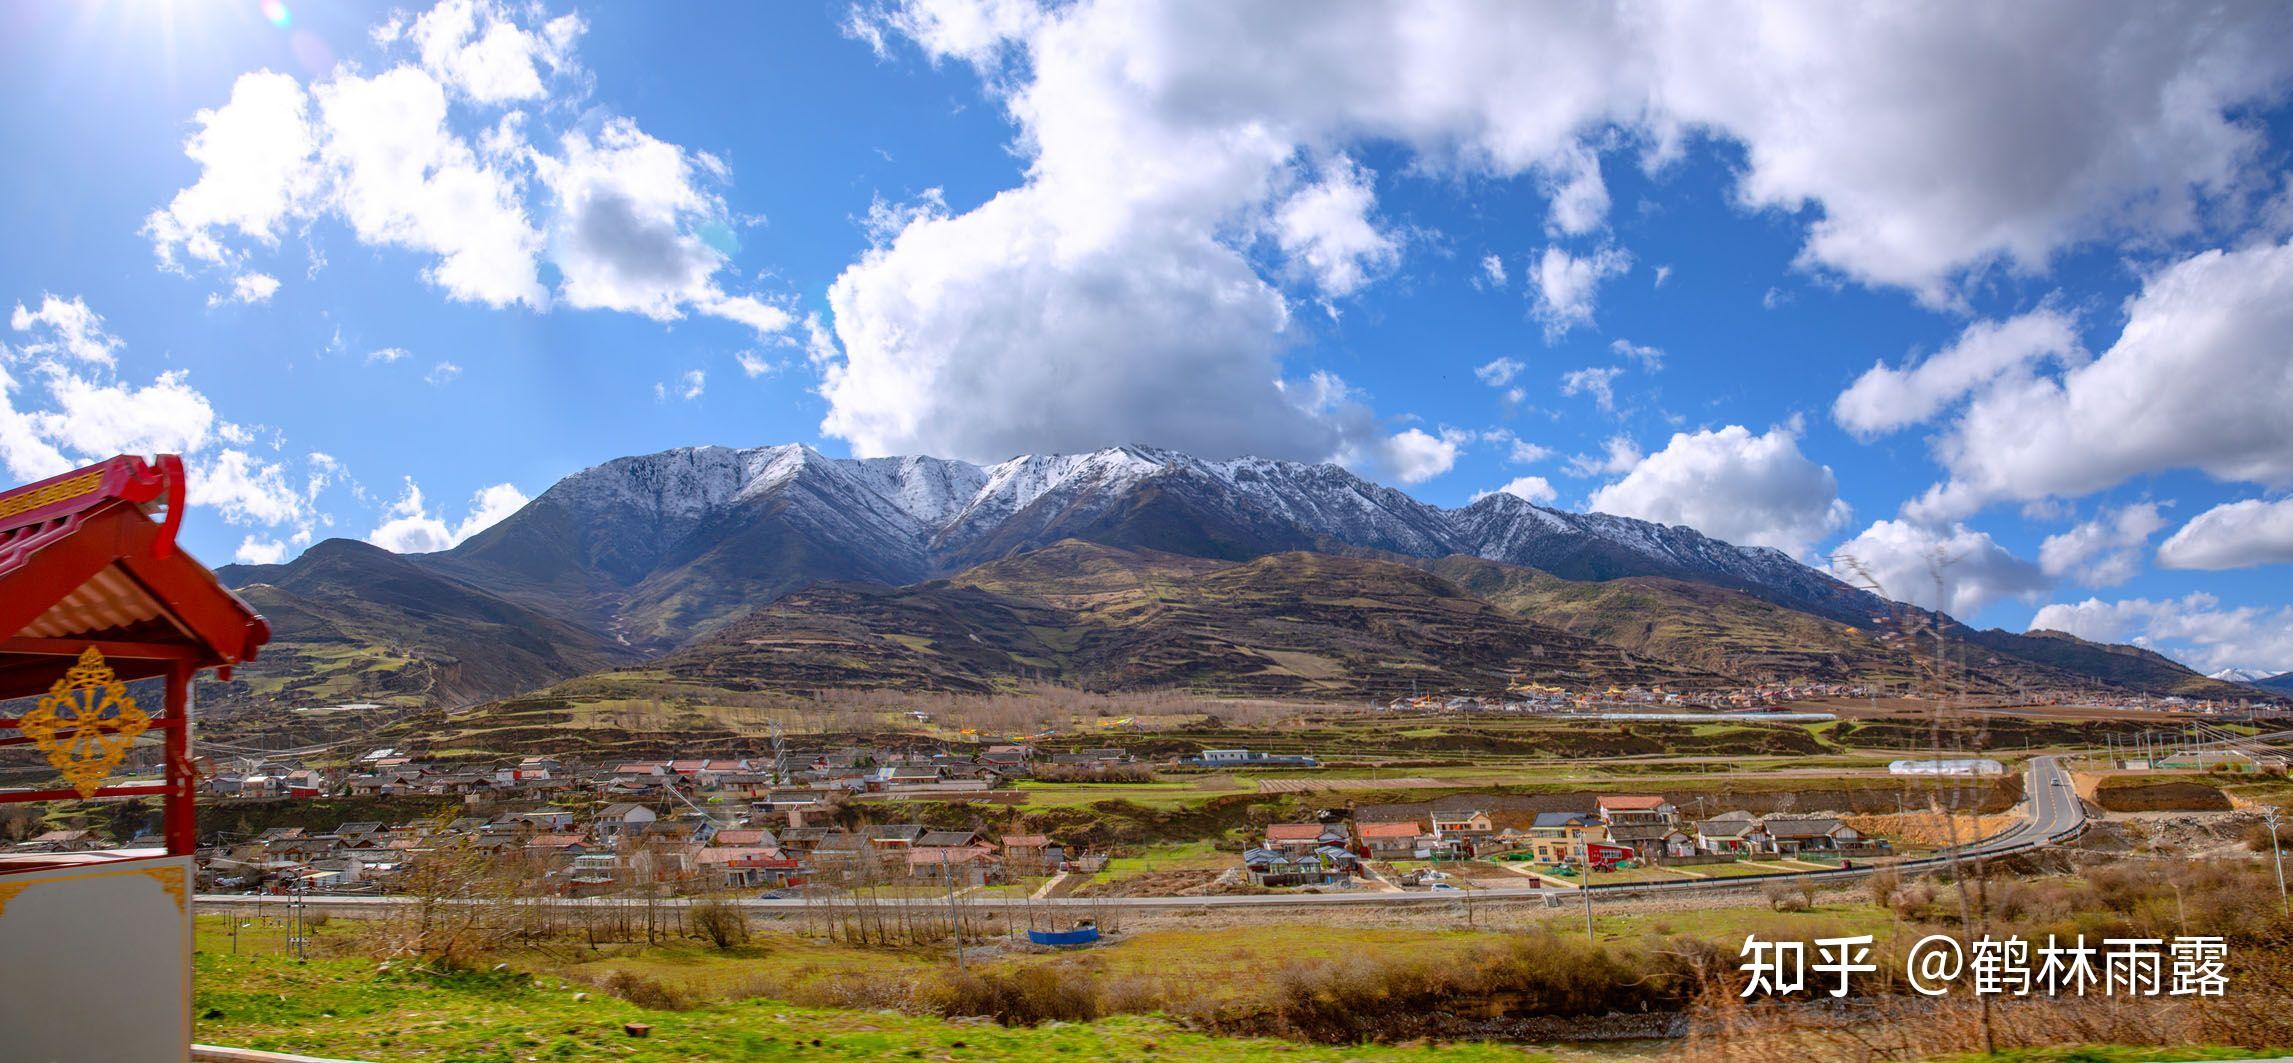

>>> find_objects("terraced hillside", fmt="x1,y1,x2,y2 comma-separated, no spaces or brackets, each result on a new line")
653,542,1719,697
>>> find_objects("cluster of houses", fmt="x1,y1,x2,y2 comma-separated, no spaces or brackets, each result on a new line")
1237,794,1884,887
165,743,1136,894
202,743,1137,804
1383,681,1876,715
194,802,1077,894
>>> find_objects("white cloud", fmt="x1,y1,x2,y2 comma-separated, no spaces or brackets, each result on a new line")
367,346,411,364
1481,428,1552,466
2157,496,2293,571
1564,434,1642,478
189,448,309,527
1589,423,1849,556
1652,264,1672,288
368,477,527,553
314,66,545,307
1366,427,1464,484
1559,365,1623,413
2030,593,2293,675
209,272,282,307
29,368,215,459
234,535,290,565
735,350,784,378
677,368,706,401
1833,309,2081,437
457,481,529,539
425,361,463,386
1479,254,1507,287
534,117,792,334
409,0,583,105
143,70,321,272
836,0,2292,464
1473,475,1557,505
1474,357,1524,388
2,293,331,540
1609,339,1662,372
146,3,789,335
10,295,121,366
1831,519,2049,616
1530,245,1629,338
2036,501,2167,587
1271,157,1398,298
1922,239,2293,515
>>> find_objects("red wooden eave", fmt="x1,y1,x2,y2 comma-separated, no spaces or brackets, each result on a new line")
0,455,272,856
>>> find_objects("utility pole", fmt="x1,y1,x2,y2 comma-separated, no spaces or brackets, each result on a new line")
1582,878,1594,942
2265,808,2288,917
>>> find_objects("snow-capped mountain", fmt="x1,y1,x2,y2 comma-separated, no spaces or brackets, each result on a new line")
2207,667,2281,684
432,442,1889,642
219,441,2259,713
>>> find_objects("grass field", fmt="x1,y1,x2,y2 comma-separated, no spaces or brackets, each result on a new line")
193,948,1539,1062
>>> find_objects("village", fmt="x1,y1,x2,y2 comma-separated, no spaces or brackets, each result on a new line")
0,737,1951,901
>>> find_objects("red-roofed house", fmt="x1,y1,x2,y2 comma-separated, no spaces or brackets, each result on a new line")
1353,820,1423,859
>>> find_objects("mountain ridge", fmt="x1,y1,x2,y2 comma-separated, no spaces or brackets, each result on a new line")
208,441,2263,712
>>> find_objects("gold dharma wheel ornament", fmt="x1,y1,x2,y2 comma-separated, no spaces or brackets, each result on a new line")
19,647,151,797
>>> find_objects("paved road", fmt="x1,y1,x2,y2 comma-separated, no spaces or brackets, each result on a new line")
198,756,2086,914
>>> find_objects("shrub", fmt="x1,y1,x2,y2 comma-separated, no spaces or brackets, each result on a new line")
689,899,748,950
1762,882,1809,912
601,970,691,1011
918,966,1100,1025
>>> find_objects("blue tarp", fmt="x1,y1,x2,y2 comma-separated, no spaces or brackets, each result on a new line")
1028,926,1101,947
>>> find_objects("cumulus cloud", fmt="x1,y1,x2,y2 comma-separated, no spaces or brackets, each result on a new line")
2030,593,2293,675
9,295,121,366
1610,339,1663,372
144,1,788,335
2,292,327,540
1474,357,1524,387
736,350,785,378
1479,254,1507,287
1473,475,1557,505
1358,426,1465,484
1587,423,1849,556
1530,245,1630,338
2037,502,2167,587
409,0,583,104
831,0,2291,465
2157,496,2293,570
1919,239,2293,515
425,361,463,386
1559,365,1623,413
1564,434,1642,479
1833,309,2081,437
368,478,529,553
209,272,282,307
1831,519,2050,616
235,535,290,565
1271,157,1398,298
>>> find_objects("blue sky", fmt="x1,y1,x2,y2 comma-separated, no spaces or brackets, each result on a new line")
2,1,2291,673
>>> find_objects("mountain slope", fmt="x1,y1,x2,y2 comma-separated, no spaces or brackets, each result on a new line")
632,542,1722,698
209,539,637,713
223,441,2247,706
414,442,1891,642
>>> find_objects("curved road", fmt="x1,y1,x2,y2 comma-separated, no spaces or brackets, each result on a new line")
199,757,2086,913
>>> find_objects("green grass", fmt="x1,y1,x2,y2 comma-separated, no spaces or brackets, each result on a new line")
1011,778,1236,809
193,943,1547,1062
1933,1048,2270,1062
